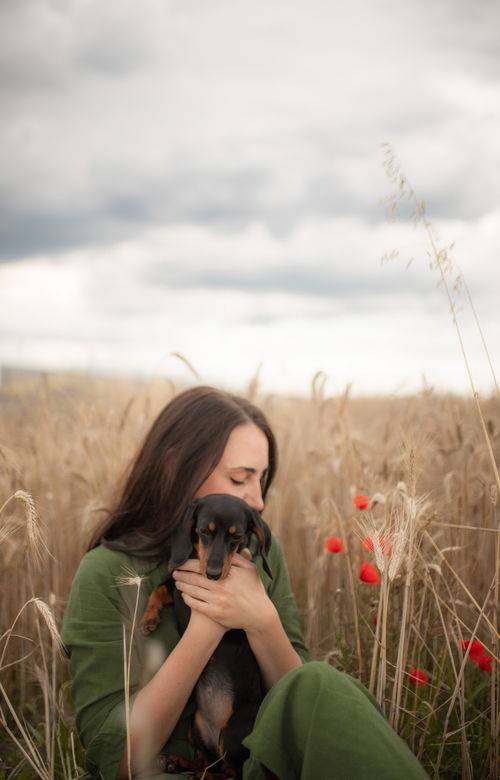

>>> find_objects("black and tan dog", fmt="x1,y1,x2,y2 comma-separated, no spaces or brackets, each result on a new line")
140,493,272,779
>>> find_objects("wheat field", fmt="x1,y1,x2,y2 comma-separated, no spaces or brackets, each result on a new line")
0,372,498,779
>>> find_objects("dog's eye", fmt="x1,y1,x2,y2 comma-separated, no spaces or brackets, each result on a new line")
197,528,211,539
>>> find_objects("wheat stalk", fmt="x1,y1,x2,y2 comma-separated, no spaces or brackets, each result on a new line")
0,490,52,569
118,572,144,780
0,597,63,670
381,143,500,496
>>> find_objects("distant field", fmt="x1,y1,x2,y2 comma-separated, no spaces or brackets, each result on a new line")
0,373,498,779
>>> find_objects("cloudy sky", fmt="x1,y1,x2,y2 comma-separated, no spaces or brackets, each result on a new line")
1,0,499,396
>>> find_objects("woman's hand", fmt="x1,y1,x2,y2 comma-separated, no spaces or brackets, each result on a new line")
172,552,278,634
174,552,303,690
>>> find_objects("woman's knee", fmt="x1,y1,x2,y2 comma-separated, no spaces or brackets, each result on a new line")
277,660,355,696
271,660,383,722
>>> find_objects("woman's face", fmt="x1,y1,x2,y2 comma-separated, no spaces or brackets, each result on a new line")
195,423,269,512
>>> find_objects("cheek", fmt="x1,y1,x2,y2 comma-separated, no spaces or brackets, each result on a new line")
195,472,226,499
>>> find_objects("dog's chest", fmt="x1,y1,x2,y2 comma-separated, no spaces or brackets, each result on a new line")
195,631,263,754
194,656,235,754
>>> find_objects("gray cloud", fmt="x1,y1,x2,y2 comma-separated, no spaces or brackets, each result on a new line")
0,0,498,264
0,165,272,260
141,259,435,302
0,0,165,97
1,140,496,263
0,151,495,263
0,208,123,261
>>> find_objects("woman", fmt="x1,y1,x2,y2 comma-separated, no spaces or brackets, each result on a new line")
62,386,428,779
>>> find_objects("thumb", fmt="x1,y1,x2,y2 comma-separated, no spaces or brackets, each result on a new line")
240,547,253,561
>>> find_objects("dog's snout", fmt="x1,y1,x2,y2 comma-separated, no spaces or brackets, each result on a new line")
206,568,222,580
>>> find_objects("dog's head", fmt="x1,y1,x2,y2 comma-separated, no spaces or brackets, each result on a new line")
168,493,272,580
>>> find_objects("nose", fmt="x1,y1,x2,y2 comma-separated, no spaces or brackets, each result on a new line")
244,482,264,513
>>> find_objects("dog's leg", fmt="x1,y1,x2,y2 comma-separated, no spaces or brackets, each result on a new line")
218,701,262,779
140,584,172,635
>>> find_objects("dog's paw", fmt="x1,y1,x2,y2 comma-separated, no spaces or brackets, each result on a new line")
139,613,160,635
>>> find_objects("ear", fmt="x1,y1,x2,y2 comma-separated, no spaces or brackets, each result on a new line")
247,508,273,579
168,500,198,571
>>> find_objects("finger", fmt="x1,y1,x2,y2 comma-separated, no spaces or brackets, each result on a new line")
231,552,255,568
181,591,214,613
174,579,217,602
173,569,212,588
181,591,234,630
173,558,201,574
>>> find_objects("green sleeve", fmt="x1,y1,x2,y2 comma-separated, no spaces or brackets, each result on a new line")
255,534,310,664
61,546,136,779
60,546,193,780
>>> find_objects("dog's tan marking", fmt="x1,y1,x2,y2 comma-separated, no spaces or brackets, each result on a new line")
218,710,235,757
196,541,208,577
208,521,216,532
220,549,238,580
228,525,236,535
252,525,265,547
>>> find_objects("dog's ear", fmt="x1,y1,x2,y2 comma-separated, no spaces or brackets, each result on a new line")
247,508,272,579
168,500,198,571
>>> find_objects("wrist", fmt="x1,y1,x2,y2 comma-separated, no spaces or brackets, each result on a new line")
245,601,279,637
184,613,226,647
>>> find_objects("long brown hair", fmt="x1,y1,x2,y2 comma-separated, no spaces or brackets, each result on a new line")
88,386,277,556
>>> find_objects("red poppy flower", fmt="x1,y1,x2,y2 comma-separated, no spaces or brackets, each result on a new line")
363,534,392,557
460,639,493,672
476,654,493,673
409,668,428,687
325,536,343,553
359,560,380,584
353,494,370,510
460,640,486,662
372,615,378,626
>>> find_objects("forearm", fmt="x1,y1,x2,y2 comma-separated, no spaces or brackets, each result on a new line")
116,621,223,779
246,606,303,690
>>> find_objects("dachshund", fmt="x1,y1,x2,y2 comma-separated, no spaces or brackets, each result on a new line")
140,493,273,779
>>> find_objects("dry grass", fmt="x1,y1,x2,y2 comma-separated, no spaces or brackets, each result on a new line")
0,373,498,778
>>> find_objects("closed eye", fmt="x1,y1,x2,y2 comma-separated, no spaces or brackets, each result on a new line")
230,477,244,486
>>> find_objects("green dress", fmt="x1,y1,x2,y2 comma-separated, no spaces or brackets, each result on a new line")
61,535,428,779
